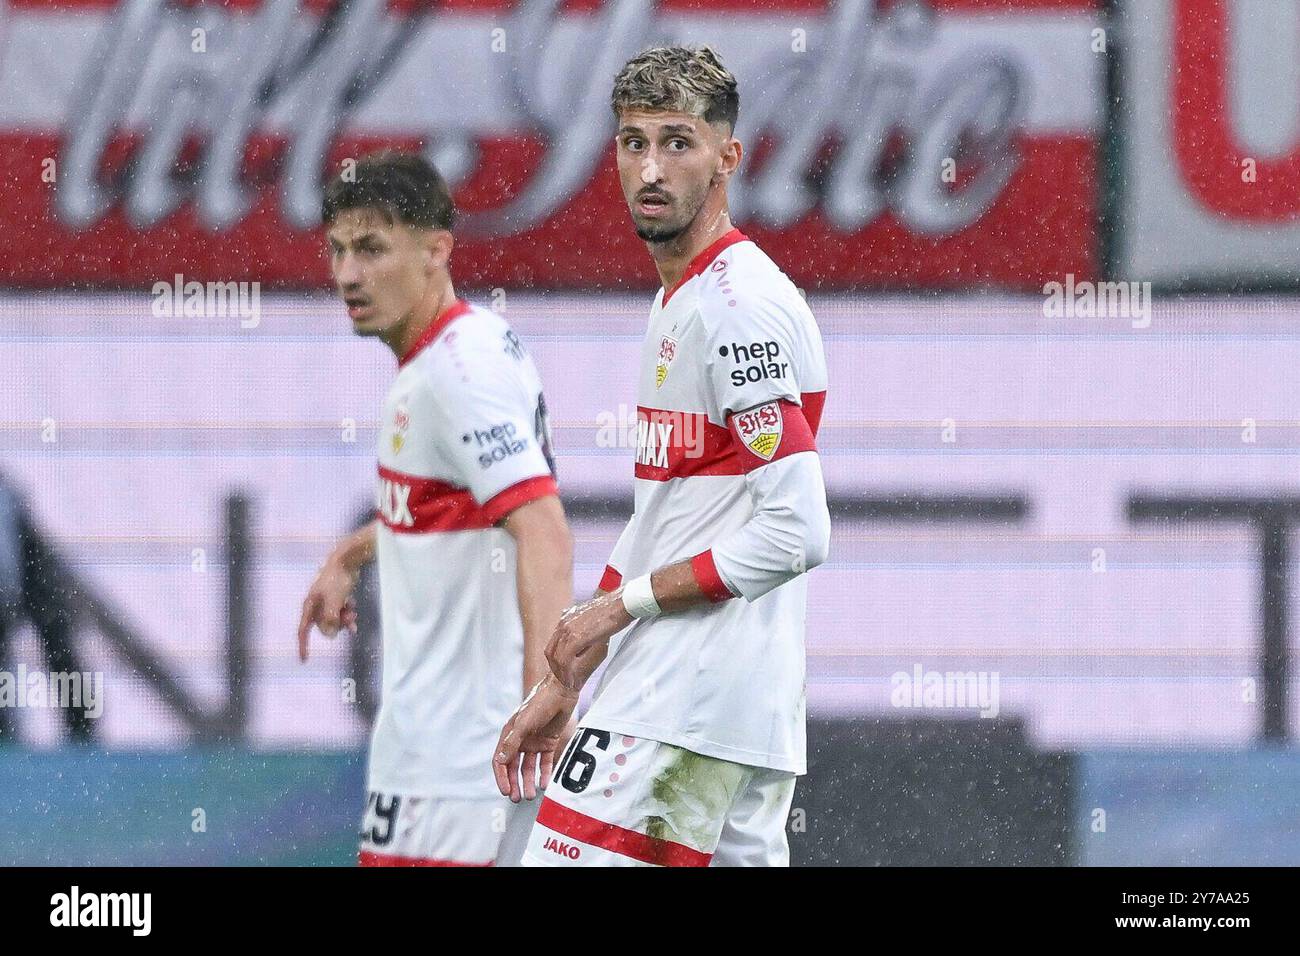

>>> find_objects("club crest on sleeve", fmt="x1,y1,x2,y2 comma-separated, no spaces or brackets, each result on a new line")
392,402,410,453
656,334,678,389
734,401,783,460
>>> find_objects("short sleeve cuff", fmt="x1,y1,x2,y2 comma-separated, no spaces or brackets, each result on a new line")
481,475,559,525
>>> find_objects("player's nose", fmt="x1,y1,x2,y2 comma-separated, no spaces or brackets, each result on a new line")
335,254,364,287
640,153,661,184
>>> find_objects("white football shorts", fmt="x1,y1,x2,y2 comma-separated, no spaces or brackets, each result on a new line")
521,726,796,867
357,789,539,867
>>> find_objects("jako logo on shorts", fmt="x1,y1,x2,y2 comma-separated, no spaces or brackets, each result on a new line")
543,837,581,860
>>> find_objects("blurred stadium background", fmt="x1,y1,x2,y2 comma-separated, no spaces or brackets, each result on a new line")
2,0,1299,865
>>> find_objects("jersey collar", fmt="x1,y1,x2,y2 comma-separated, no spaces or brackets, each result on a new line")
398,298,472,368
661,227,749,307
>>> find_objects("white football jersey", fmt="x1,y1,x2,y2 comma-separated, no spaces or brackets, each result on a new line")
584,230,830,774
369,299,558,798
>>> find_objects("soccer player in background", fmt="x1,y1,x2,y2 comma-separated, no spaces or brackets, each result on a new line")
299,153,574,866
493,46,831,867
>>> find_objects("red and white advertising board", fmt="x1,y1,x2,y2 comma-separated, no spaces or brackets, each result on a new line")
0,0,1101,289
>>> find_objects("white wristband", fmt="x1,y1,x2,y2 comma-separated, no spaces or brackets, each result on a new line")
621,574,661,619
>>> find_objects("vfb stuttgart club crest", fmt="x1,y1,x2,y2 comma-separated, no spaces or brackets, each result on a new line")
734,402,783,460
392,403,411,453
656,335,678,389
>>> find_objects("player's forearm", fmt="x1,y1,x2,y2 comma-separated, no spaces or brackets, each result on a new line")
603,553,725,619
329,520,377,574
518,552,574,692
587,561,707,646
641,559,710,612
506,500,575,694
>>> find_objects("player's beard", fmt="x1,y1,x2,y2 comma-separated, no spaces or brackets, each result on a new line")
634,218,688,243
632,186,706,244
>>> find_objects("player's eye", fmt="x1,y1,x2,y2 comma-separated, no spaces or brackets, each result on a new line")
667,138,689,150
623,137,644,151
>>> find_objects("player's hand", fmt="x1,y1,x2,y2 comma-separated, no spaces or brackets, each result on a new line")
493,675,579,803
297,556,360,662
545,593,632,691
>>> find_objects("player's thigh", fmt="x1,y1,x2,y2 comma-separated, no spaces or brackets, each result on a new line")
522,726,753,867
710,769,796,867
357,791,508,866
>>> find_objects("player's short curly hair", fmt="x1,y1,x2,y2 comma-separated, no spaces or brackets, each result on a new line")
610,46,739,131
321,151,456,231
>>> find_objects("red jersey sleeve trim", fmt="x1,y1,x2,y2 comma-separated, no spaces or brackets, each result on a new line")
598,565,623,592
725,398,817,474
690,549,736,603
800,390,827,438
481,475,559,525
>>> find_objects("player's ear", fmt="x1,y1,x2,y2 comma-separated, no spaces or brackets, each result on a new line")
721,135,742,178
712,125,741,183
425,229,453,273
